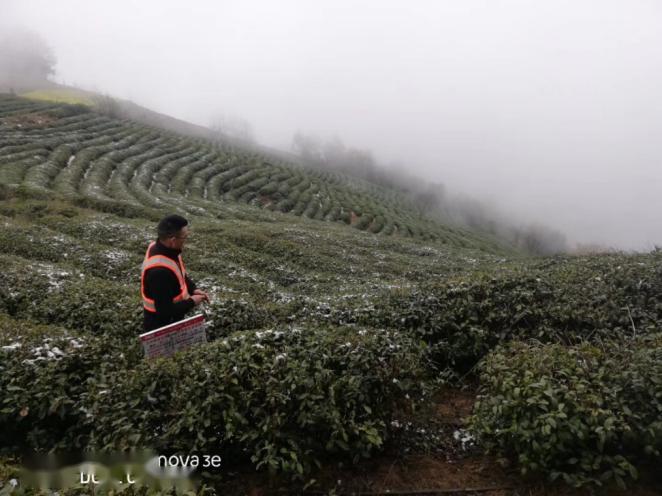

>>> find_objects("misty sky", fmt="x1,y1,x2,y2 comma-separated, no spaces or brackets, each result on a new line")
3,0,661,250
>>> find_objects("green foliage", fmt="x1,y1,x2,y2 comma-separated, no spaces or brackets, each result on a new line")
328,253,662,370
469,335,662,488
0,315,135,451
0,95,509,249
0,317,428,478
46,102,91,118
88,327,427,477
2,96,662,491
73,195,162,220
204,298,273,339
0,258,141,337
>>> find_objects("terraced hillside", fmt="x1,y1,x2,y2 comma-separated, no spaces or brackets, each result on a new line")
0,94,500,250
0,92,661,494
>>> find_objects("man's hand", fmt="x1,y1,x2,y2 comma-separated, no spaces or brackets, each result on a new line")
190,294,207,306
192,289,210,303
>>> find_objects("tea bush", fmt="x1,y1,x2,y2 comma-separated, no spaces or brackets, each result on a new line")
87,326,429,477
469,335,662,488
204,298,273,339
0,257,141,337
1,313,429,478
46,102,91,118
329,254,662,371
0,315,135,452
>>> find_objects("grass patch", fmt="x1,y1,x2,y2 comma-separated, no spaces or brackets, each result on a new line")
20,88,95,106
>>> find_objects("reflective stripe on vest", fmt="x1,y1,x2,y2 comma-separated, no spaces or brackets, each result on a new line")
141,241,190,313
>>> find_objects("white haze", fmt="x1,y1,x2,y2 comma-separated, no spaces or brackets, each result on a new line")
3,0,661,250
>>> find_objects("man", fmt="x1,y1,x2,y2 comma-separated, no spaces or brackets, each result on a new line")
141,214,209,332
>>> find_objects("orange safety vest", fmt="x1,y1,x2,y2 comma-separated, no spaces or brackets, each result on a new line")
141,241,191,313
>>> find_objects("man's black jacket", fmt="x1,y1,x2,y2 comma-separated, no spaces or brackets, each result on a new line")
142,240,196,332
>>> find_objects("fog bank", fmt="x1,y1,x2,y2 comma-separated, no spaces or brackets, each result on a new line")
3,0,661,250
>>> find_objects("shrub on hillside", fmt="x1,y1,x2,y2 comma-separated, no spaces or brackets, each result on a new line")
329,254,662,371
46,103,91,119
87,326,429,477
204,298,273,339
469,335,662,488
0,261,141,337
0,315,134,451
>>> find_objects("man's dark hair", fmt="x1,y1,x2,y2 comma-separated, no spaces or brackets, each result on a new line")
157,214,188,241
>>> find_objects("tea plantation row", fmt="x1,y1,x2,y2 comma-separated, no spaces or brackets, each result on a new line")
0,94,498,249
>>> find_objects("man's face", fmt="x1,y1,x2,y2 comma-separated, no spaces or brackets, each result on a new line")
171,226,190,250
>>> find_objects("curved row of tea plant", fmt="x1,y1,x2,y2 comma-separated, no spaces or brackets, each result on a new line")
307,251,662,370
0,95,499,250
0,312,428,477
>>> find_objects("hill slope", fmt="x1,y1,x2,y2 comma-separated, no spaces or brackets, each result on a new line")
1,93,661,494
0,93,507,252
